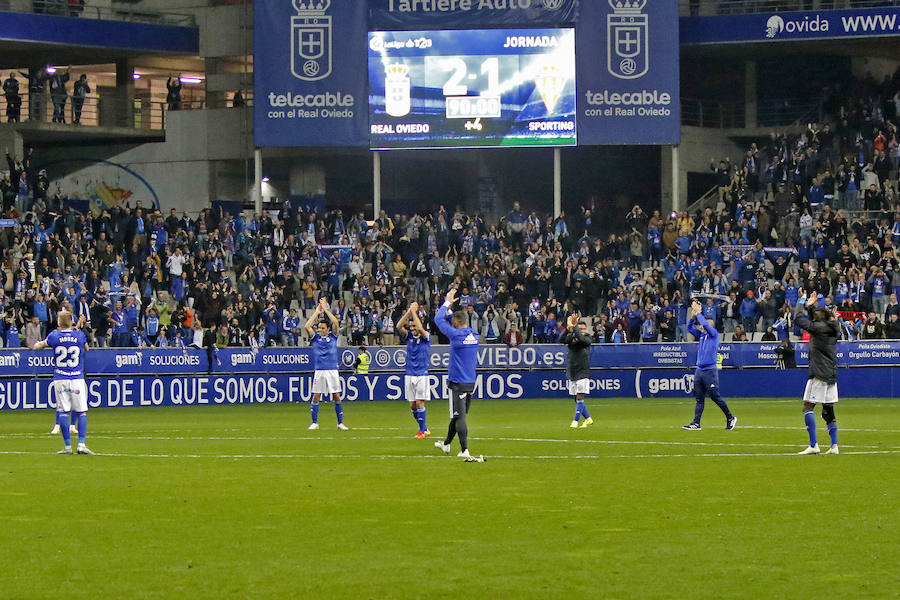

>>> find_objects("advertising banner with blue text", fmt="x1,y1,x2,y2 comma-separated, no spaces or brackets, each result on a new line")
253,0,368,147
576,0,680,145
368,0,580,29
680,6,900,45
2,368,898,410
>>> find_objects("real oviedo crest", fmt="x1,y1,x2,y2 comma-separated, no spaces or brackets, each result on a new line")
607,0,649,80
291,0,333,81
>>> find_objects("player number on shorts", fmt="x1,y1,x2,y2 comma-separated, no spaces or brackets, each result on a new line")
54,346,80,368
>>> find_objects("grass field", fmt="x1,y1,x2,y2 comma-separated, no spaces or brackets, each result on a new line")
1,397,899,599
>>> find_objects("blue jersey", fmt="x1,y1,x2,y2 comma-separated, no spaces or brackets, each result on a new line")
311,333,338,370
435,303,479,384
687,315,719,370
111,310,126,334
46,328,87,380
146,315,159,337
405,331,430,376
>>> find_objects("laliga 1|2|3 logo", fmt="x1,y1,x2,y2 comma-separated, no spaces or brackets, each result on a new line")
291,0,332,82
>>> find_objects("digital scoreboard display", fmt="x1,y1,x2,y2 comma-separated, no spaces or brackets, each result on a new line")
368,28,576,149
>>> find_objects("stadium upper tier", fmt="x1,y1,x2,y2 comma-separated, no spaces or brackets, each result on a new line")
2,0,195,26
680,0,900,16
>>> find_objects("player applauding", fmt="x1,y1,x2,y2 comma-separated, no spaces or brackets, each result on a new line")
682,299,737,431
433,287,480,459
561,313,594,428
304,297,348,431
794,291,840,455
397,301,431,439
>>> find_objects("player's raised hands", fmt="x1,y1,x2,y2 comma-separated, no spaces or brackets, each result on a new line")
567,314,578,328
445,287,457,305
806,291,818,305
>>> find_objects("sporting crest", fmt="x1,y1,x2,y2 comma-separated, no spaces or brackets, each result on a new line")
607,0,649,80
291,0,332,82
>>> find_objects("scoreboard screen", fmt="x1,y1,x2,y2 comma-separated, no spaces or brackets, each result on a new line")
368,28,576,149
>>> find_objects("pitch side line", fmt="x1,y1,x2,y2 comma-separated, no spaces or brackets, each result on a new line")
0,433,885,450
476,436,885,449
2,450,899,459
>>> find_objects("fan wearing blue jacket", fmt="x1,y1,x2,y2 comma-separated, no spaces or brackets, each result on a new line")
433,287,479,460
683,299,737,431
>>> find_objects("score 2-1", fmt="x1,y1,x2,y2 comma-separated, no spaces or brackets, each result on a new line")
442,57,500,97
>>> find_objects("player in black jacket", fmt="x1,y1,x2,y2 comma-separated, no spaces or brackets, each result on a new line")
561,313,593,428
794,291,840,455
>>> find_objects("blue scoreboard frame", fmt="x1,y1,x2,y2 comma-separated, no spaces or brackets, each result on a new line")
368,28,577,149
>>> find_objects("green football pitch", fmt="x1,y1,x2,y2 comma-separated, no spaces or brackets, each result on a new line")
1,398,898,599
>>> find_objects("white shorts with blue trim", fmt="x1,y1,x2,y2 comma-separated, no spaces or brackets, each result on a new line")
567,378,590,396
803,379,839,404
404,375,430,402
312,370,342,395
54,379,88,413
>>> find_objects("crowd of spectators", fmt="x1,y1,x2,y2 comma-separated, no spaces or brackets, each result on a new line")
3,67,91,125
0,68,899,349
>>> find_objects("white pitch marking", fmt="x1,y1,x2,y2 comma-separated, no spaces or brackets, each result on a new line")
0,434,887,450
475,436,884,449
2,449,899,459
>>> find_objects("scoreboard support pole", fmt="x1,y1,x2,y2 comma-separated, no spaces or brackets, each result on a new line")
373,151,382,219
553,147,561,218
253,148,262,214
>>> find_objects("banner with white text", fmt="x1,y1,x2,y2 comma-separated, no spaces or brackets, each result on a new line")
253,0,369,146
680,6,900,45
2,368,898,410
576,0,680,145
368,0,580,29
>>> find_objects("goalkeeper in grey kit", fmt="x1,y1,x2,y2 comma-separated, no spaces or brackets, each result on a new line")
561,314,593,428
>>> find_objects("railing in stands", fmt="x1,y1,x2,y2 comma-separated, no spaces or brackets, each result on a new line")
2,0,196,26
681,97,822,128
685,184,721,216
679,0,898,16
0,92,253,130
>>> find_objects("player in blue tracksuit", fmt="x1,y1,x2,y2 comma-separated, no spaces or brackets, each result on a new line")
433,287,479,459
683,299,737,431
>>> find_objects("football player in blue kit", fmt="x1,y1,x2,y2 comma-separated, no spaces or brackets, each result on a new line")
304,297,348,431
34,311,94,454
396,301,431,439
